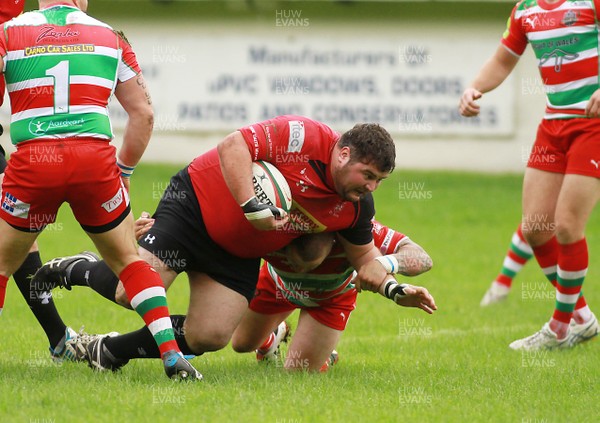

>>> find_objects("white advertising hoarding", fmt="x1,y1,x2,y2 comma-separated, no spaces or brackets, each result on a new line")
108,27,514,137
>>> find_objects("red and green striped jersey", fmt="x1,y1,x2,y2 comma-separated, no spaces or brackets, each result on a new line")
266,220,409,307
502,0,600,119
0,5,141,144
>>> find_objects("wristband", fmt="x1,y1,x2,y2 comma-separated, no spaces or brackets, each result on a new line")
241,196,281,221
375,255,399,274
117,160,136,178
380,279,408,303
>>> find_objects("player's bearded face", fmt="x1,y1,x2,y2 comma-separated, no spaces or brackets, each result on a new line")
335,160,388,202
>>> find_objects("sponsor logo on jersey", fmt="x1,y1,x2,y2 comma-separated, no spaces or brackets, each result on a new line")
29,119,48,135
249,125,259,160
287,120,305,153
562,10,580,26
36,26,80,43
1,192,30,218
380,230,394,255
24,44,94,56
28,117,85,136
285,202,326,233
539,49,579,73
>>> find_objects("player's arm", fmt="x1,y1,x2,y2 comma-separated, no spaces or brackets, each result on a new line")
392,240,433,276
217,131,288,231
114,72,153,191
340,237,437,314
459,44,520,117
337,236,386,292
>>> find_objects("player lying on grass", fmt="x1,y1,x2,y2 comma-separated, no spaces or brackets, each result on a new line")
231,220,435,372
32,115,398,377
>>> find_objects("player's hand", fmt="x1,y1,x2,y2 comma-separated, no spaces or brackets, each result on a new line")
241,196,289,231
381,281,437,314
134,211,155,240
459,88,482,117
585,88,600,118
352,259,389,293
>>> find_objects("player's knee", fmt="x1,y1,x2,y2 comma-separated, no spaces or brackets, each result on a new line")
521,226,552,247
230,335,255,353
184,326,231,353
555,218,583,244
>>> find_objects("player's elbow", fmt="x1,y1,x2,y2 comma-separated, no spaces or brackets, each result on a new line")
138,106,154,130
217,131,239,154
217,131,249,162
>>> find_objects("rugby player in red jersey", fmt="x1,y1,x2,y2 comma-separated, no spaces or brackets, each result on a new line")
232,220,436,372
34,115,399,375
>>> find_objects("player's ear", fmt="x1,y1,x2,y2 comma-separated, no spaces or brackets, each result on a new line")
338,146,351,165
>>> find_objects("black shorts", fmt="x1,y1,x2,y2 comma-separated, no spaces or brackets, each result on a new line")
137,167,260,302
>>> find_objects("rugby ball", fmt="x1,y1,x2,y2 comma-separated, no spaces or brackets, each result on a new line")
252,161,293,212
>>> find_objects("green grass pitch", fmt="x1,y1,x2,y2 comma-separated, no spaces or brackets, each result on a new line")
0,164,598,422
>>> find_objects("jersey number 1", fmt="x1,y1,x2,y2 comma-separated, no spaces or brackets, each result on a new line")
46,60,70,114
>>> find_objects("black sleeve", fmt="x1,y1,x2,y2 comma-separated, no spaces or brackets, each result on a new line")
337,193,375,245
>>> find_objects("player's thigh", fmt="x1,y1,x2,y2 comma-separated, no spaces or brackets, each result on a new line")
0,218,38,276
184,271,249,352
554,174,600,243
231,309,293,352
87,211,139,274
522,167,563,246
285,310,342,372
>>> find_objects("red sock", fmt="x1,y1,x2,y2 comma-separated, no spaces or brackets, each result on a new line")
554,238,588,324
119,261,179,357
0,274,9,313
531,237,558,287
494,225,533,288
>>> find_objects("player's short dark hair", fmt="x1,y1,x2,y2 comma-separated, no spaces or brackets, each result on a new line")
339,123,396,173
